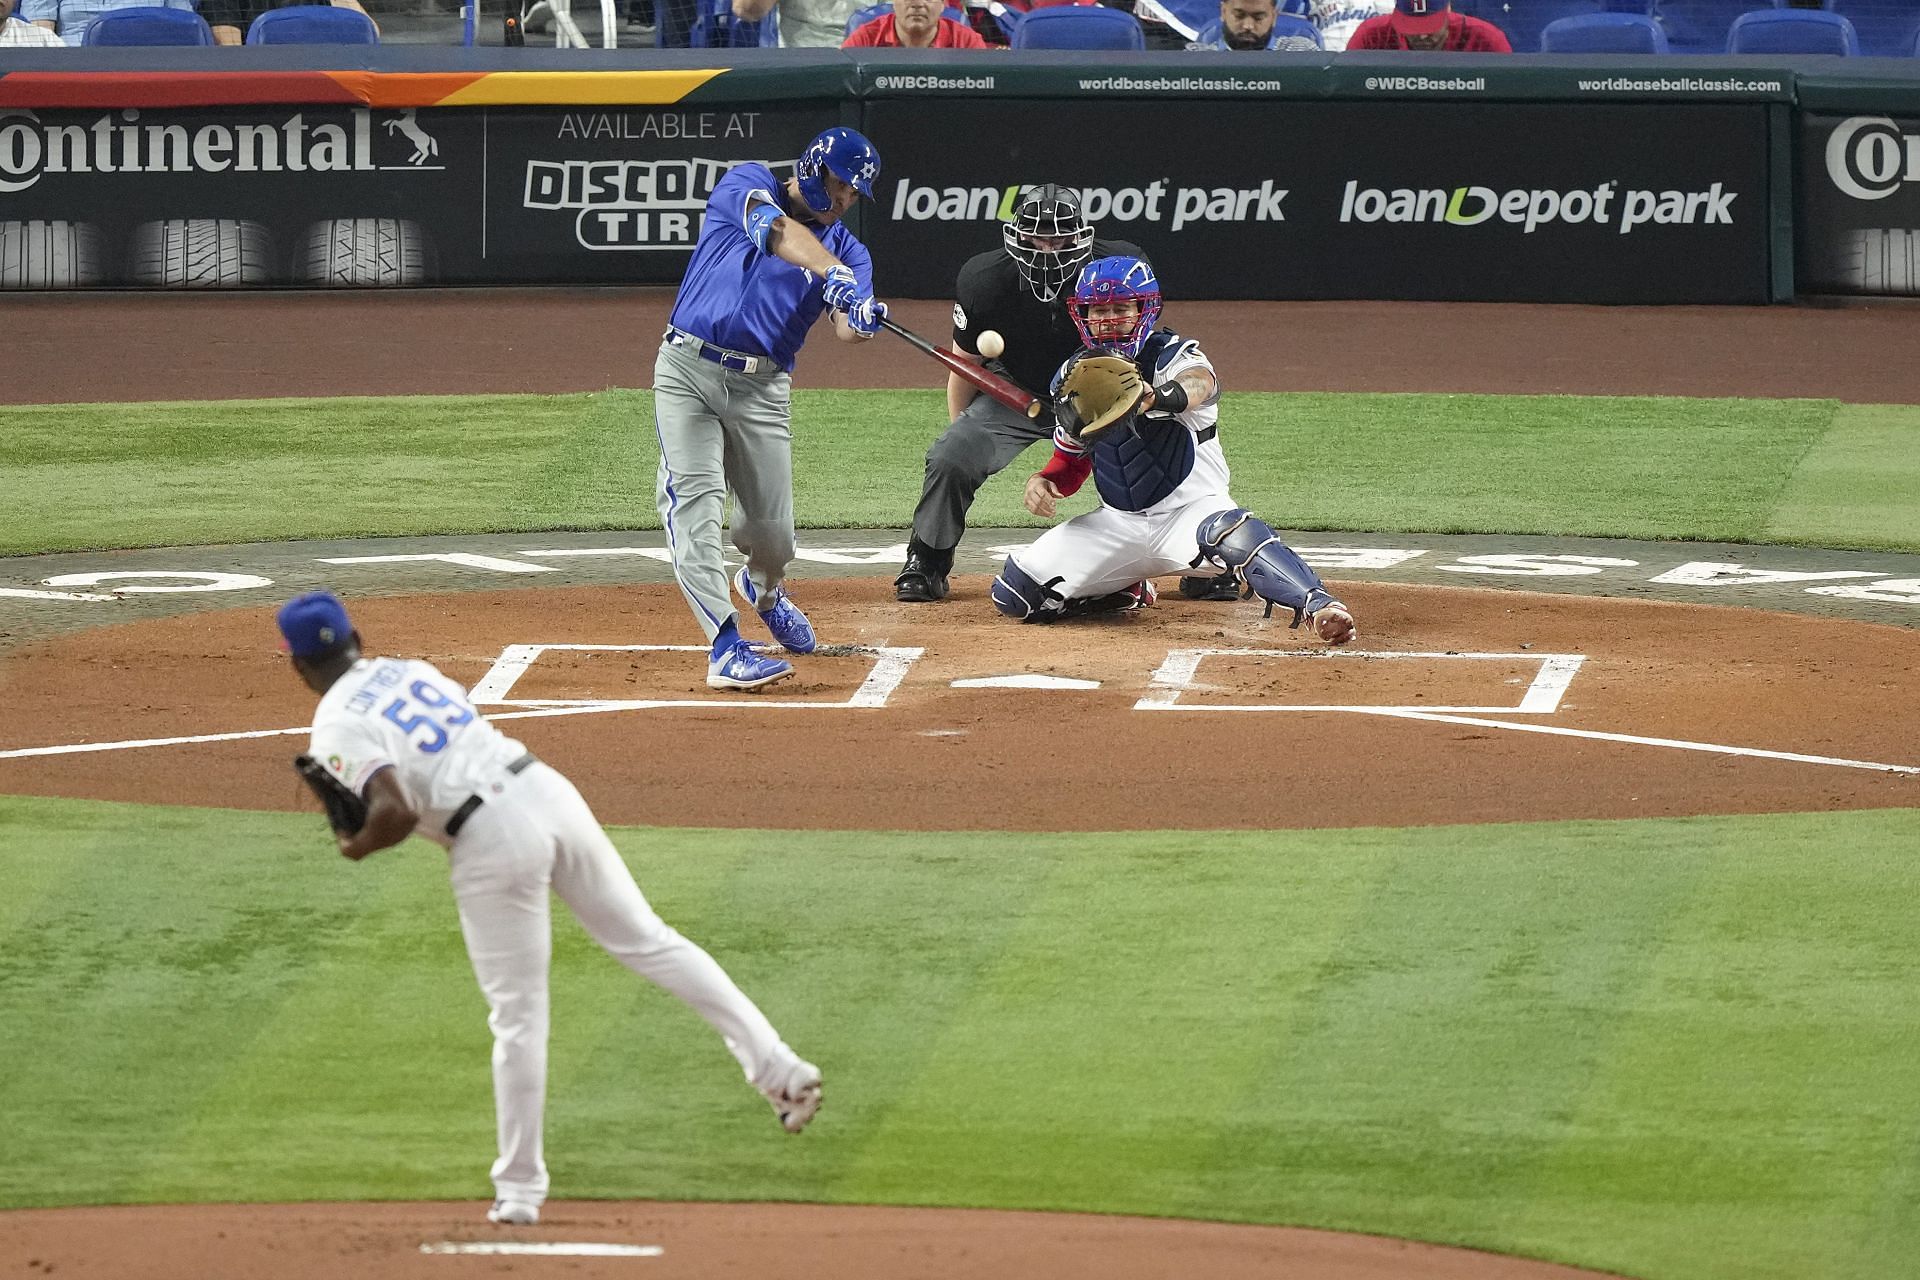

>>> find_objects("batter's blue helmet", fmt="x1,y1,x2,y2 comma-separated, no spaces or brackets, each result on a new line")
1069,256,1162,359
796,127,881,214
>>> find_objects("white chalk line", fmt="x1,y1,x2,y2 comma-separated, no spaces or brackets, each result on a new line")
420,1241,662,1257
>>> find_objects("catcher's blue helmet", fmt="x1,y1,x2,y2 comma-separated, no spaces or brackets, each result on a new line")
796,127,881,214
1069,256,1161,359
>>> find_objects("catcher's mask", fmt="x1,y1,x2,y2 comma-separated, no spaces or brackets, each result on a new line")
1069,255,1161,359
1002,183,1095,303
796,127,881,215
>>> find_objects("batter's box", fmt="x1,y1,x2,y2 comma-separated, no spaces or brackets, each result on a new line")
1135,649,1586,714
469,643,924,711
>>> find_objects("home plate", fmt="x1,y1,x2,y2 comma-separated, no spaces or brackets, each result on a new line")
951,674,1102,690
421,1242,663,1257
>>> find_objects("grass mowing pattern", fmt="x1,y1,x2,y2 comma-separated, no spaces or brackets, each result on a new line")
1764,403,1920,552
3,390,1899,555
4,794,1918,1280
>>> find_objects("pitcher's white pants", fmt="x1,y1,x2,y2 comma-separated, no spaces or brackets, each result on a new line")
1012,492,1240,600
448,763,798,1206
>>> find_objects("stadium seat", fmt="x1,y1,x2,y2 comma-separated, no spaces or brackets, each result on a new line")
80,5,213,44
1827,0,1920,57
1190,12,1321,46
1541,11,1668,51
1726,7,1857,52
842,1,970,39
1652,0,1767,54
687,0,778,45
1477,0,1648,54
246,5,379,43
1011,2,1143,47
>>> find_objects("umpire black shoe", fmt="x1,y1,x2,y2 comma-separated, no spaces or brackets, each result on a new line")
1179,569,1242,601
894,544,951,602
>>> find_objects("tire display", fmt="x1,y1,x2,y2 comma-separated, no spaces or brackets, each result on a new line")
1831,228,1920,297
301,218,434,287
0,221,105,289
129,220,274,288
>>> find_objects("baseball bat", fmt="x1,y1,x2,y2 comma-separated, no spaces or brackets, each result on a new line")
878,317,1043,420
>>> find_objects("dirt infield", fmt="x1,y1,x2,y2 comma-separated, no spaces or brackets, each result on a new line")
1,581,1915,828
6,290,1917,1279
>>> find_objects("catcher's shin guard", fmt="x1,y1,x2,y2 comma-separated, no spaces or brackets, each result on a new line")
990,556,1067,622
1194,508,1338,627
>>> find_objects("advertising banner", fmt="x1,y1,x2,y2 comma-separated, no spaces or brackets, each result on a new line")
1798,112,1920,297
860,99,1771,303
0,103,836,289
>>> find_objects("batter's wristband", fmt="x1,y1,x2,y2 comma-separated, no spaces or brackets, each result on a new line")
1151,380,1189,415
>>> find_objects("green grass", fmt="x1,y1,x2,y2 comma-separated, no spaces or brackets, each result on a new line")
4,390,1912,555
3,794,1919,1280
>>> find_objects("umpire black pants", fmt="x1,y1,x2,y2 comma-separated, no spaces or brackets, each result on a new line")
908,396,1053,553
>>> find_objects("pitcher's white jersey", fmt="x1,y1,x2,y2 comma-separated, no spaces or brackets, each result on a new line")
308,657,529,848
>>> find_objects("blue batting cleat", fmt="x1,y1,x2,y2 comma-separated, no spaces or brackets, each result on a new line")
706,639,794,691
733,568,818,655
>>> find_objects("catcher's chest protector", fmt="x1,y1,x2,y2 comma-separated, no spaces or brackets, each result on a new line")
1091,422,1196,513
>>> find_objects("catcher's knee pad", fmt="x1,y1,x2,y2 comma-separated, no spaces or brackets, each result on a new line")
991,556,1065,622
1194,508,1335,624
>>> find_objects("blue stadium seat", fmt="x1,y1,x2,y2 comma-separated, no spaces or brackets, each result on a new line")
1012,2,1142,47
1652,0,1768,54
1476,0,1640,54
1541,11,1668,51
246,5,379,43
842,1,970,40
1726,7,1857,52
686,0,778,45
1191,12,1321,46
1827,0,1920,57
81,5,213,43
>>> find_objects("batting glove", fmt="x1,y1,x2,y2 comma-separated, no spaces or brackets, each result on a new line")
847,296,888,336
821,265,859,312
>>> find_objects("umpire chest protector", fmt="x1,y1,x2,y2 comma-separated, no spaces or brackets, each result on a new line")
1088,332,1196,513
951,238,1146,397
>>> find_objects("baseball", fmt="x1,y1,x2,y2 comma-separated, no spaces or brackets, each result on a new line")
976,330,1005,359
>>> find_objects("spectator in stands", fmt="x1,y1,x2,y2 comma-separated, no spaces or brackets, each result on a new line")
1187,0,1316,49
2,0,65,43
1346,0,1507,50
198,0,377,44
843,0,986,45
1309,0,1387,51
731,0,858,45
22,0,196,44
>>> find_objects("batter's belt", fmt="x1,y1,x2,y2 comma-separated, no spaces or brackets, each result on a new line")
445,751,538,838
663,327,781,377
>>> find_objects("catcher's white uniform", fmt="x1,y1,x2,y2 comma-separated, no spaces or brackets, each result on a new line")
1009,330,1239,601
308,657,816,1211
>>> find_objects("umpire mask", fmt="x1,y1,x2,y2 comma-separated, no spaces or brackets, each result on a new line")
1002,184,1096,303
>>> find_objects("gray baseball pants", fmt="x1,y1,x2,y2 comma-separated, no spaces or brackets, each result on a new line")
908,394,1053,552
653,338,796,644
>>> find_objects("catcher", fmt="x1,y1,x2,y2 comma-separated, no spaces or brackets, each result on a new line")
279,590,824,1228
990,256,1357,644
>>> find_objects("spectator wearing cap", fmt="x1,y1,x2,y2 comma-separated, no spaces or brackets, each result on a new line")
1346,0,1508,50
1,0,64,42
843,0,986,46
1187,0,1317,49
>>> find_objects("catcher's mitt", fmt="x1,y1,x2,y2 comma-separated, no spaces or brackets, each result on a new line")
294,754,368,836
1052,352,1144,442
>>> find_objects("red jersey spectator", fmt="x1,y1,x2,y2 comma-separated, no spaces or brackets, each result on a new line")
844,0,988,45
1347,0,1509,50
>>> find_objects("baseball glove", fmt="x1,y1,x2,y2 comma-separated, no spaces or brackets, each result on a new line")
293,754,368,836
1052,352,1144,442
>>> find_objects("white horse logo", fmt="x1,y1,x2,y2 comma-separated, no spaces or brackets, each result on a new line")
383,110,439,166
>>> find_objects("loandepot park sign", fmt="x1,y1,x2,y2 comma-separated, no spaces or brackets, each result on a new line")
888,179,1288,233
1339,179,1738,234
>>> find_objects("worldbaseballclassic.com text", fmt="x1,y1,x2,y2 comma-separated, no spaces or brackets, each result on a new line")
890,179,1285,232
1339,180,1738,234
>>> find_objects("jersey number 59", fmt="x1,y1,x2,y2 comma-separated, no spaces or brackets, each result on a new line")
381,680,474,754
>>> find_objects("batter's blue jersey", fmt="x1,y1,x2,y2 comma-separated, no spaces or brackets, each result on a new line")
668,161,874,373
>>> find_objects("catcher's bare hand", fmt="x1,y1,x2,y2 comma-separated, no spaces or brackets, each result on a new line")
1313,602,1357,646
1024,473,1063,519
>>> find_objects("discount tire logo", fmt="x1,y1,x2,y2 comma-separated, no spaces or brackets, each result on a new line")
1339,180,1737,234
1824,116,1920,202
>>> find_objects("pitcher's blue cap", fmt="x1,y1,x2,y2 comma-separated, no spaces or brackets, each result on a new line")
277,591,354,657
